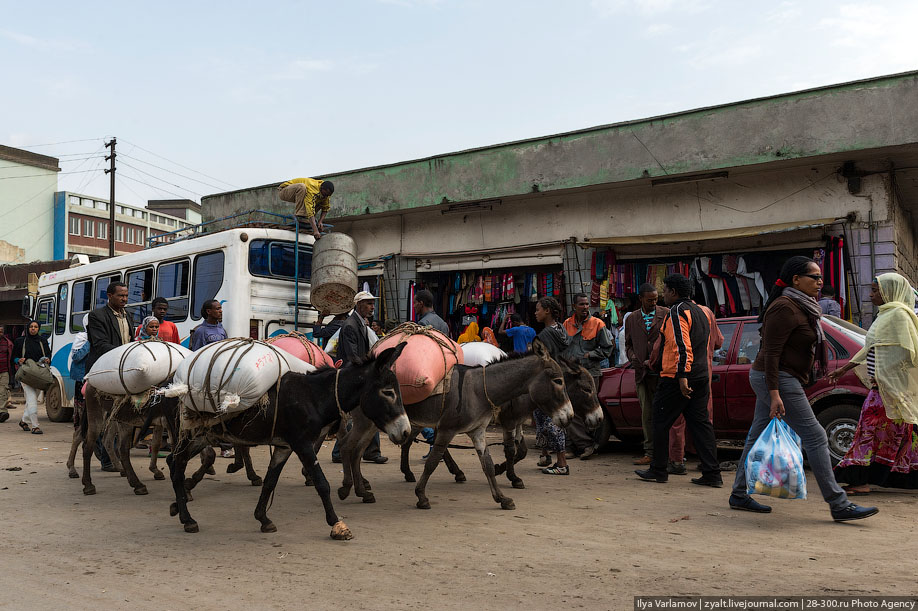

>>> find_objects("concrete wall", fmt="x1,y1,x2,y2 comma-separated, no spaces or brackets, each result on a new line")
0,161,57,263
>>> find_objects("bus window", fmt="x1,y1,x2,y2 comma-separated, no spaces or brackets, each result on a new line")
248,239,311,281
95,273,122,308
36,298,54,340
192,251,225,320
71,279,93,332
125,267,154,327
55,284,68,335
157,259,190,322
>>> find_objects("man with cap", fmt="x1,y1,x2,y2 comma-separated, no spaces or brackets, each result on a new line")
333,290,388,463
277,177,334,241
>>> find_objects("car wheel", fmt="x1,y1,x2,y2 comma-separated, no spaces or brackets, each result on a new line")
590,413,613,449
45,383,73,423
816,403,861,464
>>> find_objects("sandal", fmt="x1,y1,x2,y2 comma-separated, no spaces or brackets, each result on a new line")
541,464,569,475
31,427,43,435
537,455,552,467
19,421,30,432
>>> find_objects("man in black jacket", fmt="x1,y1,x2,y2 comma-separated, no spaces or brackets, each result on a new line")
86,282,133,373
333,291,388,464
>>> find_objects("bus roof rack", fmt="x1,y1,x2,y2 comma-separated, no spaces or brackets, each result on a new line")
147,209,294,248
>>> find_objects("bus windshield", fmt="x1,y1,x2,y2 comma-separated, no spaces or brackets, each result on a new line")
248,239,311,281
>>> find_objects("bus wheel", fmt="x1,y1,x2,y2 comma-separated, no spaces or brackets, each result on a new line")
45,384,73,423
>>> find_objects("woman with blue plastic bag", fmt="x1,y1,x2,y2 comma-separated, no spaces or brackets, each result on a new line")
728,256,878,522
829,273,918,493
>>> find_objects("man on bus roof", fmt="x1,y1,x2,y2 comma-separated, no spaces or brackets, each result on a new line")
277,177,334,241
134,297,180,344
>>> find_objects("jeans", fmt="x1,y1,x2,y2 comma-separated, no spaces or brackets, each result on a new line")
731,370,850,511
636,375,658,455
650,377,720,478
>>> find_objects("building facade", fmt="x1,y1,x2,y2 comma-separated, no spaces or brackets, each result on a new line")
0,145,60,264
202,71,918,331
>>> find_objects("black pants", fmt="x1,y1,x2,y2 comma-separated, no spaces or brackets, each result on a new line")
650,377,720,478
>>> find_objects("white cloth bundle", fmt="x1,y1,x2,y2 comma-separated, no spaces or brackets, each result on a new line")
459,342,507,367
170,338,316,414
84,340,192,395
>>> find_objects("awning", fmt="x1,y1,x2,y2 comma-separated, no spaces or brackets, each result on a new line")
584,218,837,257
405,243,563,272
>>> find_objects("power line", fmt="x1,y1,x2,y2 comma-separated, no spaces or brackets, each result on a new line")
118,161,203,197
0,168,98,180
119,138,238,189
118,172,199,201
0,155,100,169
118,151,232,192
14,137,104,148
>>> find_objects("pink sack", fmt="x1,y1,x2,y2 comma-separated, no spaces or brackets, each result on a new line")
371,328,463,404
266,335,337,369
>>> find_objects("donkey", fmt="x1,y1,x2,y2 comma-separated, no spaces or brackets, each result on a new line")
166,344,410,539
337,339,573,511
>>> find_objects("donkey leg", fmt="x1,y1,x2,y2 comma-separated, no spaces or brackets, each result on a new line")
101,424,123,476
253,446,292,532
226,446,245,474
185,446,216,493
67,423,82,479
400,426,422,482
469,425,515,510
442,448,467,483
149,424,166,480
348,425,378,503
414,438,452,510
80,393,106,495
501,429,525,489
292,438,352,540
168,437,207,532
513,424,528,464
238,446,262,486
118,423,148,495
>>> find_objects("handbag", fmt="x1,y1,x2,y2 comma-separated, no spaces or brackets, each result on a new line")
14,338,54,392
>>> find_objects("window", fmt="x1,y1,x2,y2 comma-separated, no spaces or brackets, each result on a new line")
115,225,123,242
95,273,122,309
125,267,154,327
136,228,145,245
126,227,134,244
713,322,738,366
96,201,108,211
116,205,124,215
36,298,54,340
55,284,68,335
98,222,108,240
69,217,80,235
248,240,311,281
69,195,80,206
82,198,94,208
736,323,762,365
156,259,190,322
83,220,94,238
139,211,146,220
192,251,225,320
71,279,93,332
167,218,176,227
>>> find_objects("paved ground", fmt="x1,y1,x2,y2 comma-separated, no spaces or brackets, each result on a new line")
1,398,917,611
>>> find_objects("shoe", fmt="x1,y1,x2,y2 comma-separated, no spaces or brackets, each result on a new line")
633,455,652,465
31,427,43,435
667,461,687,475
831,504,879,522
0,412,9,423
19,421,30,432
729,495,772,513
331,455,342,464
579,445,596,460
541,464,569,475
690,476,723,488
100,464,119,473
364,455,389,464
220,449,235,458
635,469,668,483
537,455,552,467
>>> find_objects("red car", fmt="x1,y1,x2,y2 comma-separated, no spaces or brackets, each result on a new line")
596,316,868,462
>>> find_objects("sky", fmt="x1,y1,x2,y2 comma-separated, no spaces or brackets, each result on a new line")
2,0,917,207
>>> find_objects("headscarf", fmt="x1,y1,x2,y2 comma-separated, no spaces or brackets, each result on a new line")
850,273,918,423
72,314,90,351
458,321,481,344
139,315,158,339
481,327,499,347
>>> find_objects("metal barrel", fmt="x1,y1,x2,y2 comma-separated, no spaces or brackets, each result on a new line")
310,232,358,314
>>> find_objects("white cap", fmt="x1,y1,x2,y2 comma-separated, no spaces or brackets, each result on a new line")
353,290,378,305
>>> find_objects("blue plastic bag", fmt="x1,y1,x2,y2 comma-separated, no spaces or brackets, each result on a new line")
746,418,807,500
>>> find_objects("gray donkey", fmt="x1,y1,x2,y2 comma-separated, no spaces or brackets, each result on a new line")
337,339,573,511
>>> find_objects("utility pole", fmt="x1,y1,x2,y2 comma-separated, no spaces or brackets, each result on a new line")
104,138,116,257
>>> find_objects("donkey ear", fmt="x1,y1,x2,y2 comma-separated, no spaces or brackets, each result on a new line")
557,356,577,373
374,341,407,372
531,338,549,359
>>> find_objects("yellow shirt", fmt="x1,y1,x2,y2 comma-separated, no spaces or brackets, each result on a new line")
278,177,331,218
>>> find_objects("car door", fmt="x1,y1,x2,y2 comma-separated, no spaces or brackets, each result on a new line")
724,321,762,430
710,321,738,430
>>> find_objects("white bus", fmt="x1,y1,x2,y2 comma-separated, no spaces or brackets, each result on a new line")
25,226,316,422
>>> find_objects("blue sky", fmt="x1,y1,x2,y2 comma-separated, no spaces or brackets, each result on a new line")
2,0,916,206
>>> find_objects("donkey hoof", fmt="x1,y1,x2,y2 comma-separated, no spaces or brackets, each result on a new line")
250,477,263,487
361,493,376,504
304,476,314,487
119,471,127,477
260,521,277,533
134,486,149,496
169,503,178,517
68,470,79,479
205,466,216,476
362,478,372,491
512,480,526,489
455,473,467,483
226,463,242,474
330,521,353,540
153,471,165,481
404,472,416,482
500,498,516,510
184,521,199,533
416,499,431,510
185,491,194,502
337,487,350,500
494,464,507,476
83,485,96,496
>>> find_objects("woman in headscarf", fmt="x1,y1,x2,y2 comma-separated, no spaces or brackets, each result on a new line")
533,296,571,475
480,326,499,348
137,316,160,340
12,320,52,435
829,272,918,493
457,320,481,344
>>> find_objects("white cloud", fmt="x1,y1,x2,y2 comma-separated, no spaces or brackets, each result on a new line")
818,3,918,75
270,58,335,80
645,23,673,36
590,0,710,17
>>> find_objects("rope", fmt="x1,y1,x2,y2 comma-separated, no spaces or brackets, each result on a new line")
265,331,326,365
482,366,503,425
88,338,184,395
334,368,347,423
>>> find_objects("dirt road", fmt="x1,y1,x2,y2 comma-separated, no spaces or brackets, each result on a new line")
1,403,917,611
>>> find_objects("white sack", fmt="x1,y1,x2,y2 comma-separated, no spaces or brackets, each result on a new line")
84,341,192,395
459,342,507,367
173,338,316,414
